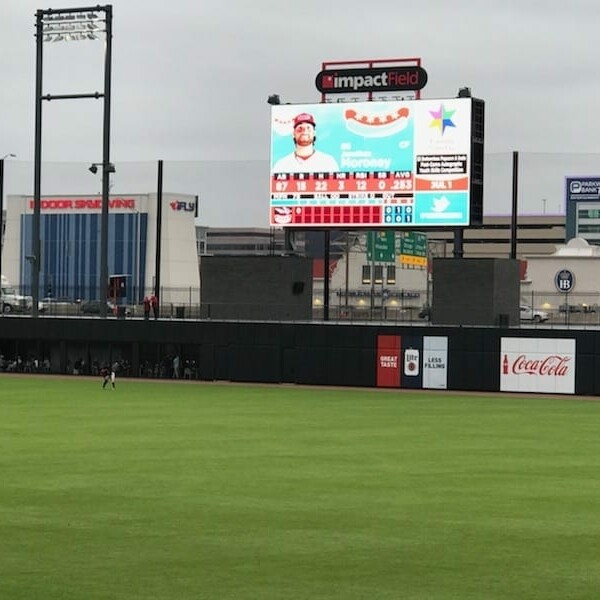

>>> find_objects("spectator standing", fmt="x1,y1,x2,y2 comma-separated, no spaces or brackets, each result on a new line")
143,295,151,320
150,294,159,320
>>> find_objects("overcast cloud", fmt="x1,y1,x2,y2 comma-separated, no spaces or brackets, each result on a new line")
1,0,599,225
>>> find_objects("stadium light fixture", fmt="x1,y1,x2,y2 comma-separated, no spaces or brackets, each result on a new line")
40,9,105,43
89,162,115,174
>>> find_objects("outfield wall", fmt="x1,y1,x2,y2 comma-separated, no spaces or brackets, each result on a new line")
0,318,598,395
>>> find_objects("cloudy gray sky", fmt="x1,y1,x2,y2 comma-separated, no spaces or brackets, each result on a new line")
1,0,599,225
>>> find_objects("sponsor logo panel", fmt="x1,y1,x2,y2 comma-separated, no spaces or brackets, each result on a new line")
376,335,401,388
500,337,576,395
399,335,423,389
315,66,428,94
567,177,600,200
404,348,420,377
423,336,448,389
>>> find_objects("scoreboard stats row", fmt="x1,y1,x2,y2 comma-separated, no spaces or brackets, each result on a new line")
271,204,414,226
271,170,467,194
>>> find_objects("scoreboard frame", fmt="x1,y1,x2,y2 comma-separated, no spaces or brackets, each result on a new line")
269,97,484,229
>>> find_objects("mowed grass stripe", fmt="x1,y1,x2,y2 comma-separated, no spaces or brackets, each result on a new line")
1,378,599,599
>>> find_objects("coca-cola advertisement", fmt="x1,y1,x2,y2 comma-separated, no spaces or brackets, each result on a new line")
500,338,576,394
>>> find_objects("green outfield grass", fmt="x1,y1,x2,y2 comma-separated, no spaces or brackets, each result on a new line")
1,377,599,599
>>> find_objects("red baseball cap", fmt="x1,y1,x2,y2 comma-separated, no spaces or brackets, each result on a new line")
293,113,316,128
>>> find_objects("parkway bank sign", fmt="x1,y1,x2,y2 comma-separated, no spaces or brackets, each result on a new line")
567,177,600,201
565,176,600,240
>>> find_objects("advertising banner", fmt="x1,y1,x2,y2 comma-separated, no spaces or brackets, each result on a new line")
422,336,448,389
376,335,401,387
404,348,420,377
315,66,427,96
500,338,576,395
565,177,600,240
399,335,422,389
376,335,448,389
270,98,474,228
319,58,423,104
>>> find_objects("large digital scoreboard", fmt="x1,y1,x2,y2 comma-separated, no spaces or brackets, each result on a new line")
269,97,484,228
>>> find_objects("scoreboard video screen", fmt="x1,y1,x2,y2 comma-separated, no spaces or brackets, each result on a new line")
270,98,482,228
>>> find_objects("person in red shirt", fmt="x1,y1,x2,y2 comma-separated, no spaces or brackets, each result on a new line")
143,295,151,320
150,294,159,320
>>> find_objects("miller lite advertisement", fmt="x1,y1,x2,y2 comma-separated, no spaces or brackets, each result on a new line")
376,334,448,389
500,338,576,395
404,348,420,377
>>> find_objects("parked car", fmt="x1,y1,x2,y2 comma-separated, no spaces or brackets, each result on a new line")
1,275,33,313
520,305,549,323
80,300,131,316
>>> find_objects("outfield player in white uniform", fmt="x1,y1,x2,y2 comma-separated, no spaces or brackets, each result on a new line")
110,360,119,390
272,113,339,173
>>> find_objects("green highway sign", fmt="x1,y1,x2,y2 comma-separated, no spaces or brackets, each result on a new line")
399,232,427,267
367,231,395,263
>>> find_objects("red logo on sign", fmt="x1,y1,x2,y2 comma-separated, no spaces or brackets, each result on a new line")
511,354,570,377
322,74,335,89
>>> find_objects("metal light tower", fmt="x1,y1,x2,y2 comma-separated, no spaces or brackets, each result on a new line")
34,5,113,317
0,153,16,295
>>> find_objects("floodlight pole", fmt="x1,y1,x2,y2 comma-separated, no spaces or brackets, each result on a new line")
510,151,519,260
0,160,4,291
323,230,330,321
32,11,44,317
155,160,164,300
33,5,113,319
99,5,113,318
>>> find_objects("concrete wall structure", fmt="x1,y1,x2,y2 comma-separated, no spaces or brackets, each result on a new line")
432,258,520,326
199,256,313,321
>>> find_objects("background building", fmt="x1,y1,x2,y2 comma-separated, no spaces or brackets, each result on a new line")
4,192,199,306
429,215,566,258
196,227,304,257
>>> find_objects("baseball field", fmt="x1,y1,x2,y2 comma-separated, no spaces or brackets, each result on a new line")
1,376,599,599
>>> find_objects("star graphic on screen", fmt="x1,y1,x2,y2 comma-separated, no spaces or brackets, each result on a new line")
429,104,456,134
